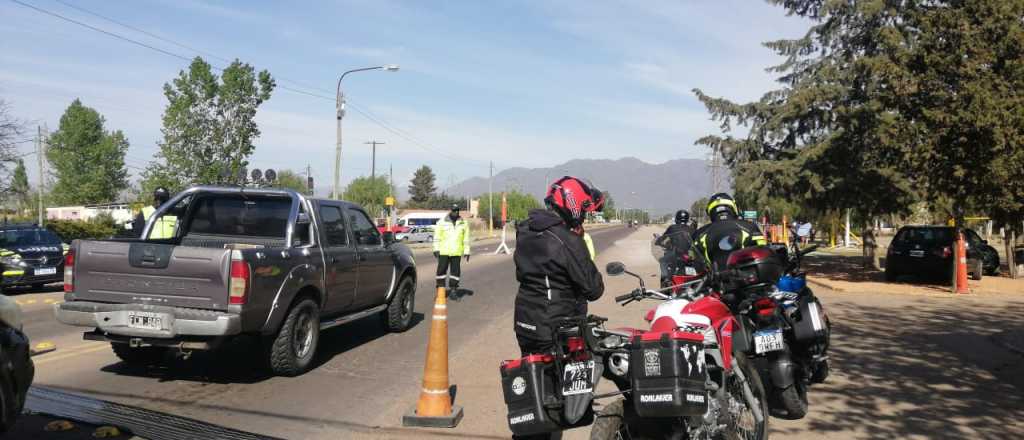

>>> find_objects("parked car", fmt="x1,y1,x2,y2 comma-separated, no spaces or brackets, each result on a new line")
885,225,985,281
396,226,433,243
0,295,33,433
54,186,418,377
0,224,67,291
963,228,1000,275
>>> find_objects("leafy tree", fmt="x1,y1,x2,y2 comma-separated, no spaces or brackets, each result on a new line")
0,99,22,198
407,165,437,207
9,159,30,211
271,170,310,194
343,176,393,218
144,57,275,192
46,99,129,205
602,192,616,220
423,192,462,210
690,197,709,225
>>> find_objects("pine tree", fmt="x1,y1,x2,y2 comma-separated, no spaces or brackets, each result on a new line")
9,159,30,211
408,165,437,206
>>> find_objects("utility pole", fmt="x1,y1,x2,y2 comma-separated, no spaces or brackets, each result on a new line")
488,161,494,236
707,150,724,193
305,164,313,196
36,126,45,226
365,140,385,179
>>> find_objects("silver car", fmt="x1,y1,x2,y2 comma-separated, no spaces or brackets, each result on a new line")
397,226,434,243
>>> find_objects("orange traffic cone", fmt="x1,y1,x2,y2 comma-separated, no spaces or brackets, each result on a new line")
403,287,464,428
954,231,970,294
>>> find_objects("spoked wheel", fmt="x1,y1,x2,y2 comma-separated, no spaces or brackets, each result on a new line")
590,399,635,440
722,354,769,440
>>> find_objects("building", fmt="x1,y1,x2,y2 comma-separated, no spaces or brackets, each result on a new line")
46,203,136,225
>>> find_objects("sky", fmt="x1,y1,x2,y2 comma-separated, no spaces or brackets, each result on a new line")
0,0,809,196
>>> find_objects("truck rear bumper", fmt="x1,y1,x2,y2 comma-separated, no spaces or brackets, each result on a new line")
54,301,241,338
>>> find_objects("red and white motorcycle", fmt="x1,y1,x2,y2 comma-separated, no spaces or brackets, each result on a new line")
590,262,769,440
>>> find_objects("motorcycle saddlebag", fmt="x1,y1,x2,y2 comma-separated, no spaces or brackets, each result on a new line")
630,331,709,418
500,354,594,435
792,296,828,343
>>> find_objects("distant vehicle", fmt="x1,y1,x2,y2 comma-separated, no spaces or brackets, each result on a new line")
885,226,987,281
55,186,418,377
0,295,33,433
964,228,1000,275
0,224,67,291
397,212,448,230
396,226,433,243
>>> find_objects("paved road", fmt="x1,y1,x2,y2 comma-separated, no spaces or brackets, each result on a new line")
14,226,635,439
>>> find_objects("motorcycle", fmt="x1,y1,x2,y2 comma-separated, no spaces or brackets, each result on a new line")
652,233,705,289
589,261,769,440
718,234,830,420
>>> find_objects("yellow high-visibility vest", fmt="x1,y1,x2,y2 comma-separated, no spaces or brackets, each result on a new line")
583,232,595,260
433,217,471,256
141,206,177,239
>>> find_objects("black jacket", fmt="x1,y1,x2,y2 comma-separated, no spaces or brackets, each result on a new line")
692,217,767,272
655,223,695,253
513,209,604,344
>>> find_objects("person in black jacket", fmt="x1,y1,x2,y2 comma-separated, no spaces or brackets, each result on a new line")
655,209,697,284
513,176,605,356
692,193,767,272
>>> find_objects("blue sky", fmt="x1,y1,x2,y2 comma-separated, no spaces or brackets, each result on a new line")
0,0,808,195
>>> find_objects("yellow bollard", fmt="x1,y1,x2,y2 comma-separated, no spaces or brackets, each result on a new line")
403,287,464,428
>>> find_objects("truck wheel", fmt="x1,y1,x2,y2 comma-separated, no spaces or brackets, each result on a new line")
971,260,983,281
269,298,320,376
111,343,167,367
385,276,415,332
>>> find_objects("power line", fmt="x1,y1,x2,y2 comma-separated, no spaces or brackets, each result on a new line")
17,0,492,167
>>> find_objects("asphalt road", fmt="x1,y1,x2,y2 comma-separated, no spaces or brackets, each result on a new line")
11,225,636,440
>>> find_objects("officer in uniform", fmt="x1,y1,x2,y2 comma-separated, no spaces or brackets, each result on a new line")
433,204,471,300
133,187,177,239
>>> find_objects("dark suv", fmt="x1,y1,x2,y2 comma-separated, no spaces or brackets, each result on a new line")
885,226,988,281
0,224,67,290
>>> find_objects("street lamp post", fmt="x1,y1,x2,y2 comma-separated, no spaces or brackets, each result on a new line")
333,64,399,199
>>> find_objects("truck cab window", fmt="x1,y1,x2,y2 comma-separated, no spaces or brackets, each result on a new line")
350,210,381,246
320,206,348,246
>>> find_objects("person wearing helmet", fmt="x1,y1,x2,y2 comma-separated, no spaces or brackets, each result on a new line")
513,176,605,358
654,209,698,285
132,187,177,239
692,192,767,272
433,204,471,300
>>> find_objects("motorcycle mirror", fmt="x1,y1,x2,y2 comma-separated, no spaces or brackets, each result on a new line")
606,261,626,276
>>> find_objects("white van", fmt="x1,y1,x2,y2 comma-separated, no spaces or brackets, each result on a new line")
397,212,448,230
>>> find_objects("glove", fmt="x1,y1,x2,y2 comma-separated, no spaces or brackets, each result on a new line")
433,251,440,259
464,254,470,262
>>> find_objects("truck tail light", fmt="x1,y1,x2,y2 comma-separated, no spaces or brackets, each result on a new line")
229,258,250,305
63,248,75,293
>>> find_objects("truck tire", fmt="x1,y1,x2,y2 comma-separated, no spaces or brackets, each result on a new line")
971,260,983,281
385,276,415,332
111,343,167,367
269,298,320,377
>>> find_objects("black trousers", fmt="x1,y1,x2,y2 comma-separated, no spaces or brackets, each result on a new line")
435,254,462,289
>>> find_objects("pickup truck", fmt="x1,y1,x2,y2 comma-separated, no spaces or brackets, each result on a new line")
54,186,418,376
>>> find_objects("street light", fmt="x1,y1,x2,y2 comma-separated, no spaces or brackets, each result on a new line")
333,64,400,199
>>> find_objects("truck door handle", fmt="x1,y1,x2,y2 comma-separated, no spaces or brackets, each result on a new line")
329,256,338,263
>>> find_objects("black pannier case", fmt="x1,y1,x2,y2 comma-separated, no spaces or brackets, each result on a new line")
630,331,709,418
500,354,593,435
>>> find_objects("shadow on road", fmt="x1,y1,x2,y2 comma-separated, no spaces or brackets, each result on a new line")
2,282,63,295
98,311,426,384
775,296,1024,438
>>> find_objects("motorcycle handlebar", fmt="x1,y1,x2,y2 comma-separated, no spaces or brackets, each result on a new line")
615,292,636,302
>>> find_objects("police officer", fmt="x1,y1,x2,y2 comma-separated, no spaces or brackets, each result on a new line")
692,193,767,272
433,204,471,300
513,176,605,356
655,209,697,283
132,187,177,239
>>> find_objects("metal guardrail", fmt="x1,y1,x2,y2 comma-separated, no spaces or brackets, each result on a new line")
26,386,283,440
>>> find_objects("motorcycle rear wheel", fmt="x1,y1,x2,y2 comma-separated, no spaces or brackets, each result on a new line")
725,352,769,440
775,382,808,420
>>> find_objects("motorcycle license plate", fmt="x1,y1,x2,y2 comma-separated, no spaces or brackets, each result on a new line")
561,359,595,396
754,329,785,354
684,266,697,276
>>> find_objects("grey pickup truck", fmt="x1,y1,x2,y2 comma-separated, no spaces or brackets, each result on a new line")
54,186,417,376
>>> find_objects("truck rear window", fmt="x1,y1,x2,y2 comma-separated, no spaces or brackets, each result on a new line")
893,228,953,245
186,195,291,238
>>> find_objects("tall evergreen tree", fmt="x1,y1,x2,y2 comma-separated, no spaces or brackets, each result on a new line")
46,99,129,205
408,165,437,206
9,159,30,210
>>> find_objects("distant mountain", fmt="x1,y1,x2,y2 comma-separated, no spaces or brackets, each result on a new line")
443,157,713,216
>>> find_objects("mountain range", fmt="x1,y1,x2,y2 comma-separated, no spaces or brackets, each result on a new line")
442,157,714,216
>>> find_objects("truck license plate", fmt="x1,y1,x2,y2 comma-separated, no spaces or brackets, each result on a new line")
561,359,595,396
128,312,163,330
34,267,56,276
754,329,785,354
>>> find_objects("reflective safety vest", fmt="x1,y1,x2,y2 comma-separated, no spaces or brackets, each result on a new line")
141,206,178,239
433,216,471,256
583,232,595,260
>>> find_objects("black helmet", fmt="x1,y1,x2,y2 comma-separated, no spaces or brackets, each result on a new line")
706,192,739,221
153,187,170,205
675,210,690,225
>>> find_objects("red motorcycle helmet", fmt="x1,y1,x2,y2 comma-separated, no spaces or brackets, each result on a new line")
545,176,605,227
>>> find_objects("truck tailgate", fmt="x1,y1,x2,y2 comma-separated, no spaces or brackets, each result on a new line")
72,240,232,311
